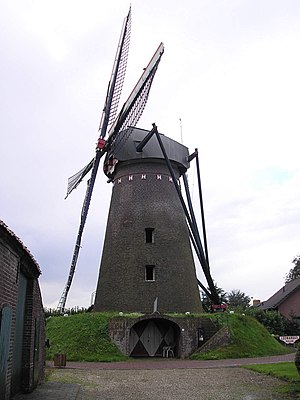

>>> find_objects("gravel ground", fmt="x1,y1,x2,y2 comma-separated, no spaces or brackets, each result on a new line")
49,367,293,400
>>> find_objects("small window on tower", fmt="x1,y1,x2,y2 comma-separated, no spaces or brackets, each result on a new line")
145,228,154,243
145,265,155,281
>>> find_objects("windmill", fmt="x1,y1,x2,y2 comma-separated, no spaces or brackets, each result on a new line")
57,7,219,314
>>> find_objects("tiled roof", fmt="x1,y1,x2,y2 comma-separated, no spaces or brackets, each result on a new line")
260,277,300,310
0,219,41,274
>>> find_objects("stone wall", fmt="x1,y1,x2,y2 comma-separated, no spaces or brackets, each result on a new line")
109,314,218,358
196,326,230,353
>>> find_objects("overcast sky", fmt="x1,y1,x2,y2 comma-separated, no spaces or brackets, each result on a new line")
1,0,300,310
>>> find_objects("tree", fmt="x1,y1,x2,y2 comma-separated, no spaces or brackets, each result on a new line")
227,289,251,310
285,255,300,283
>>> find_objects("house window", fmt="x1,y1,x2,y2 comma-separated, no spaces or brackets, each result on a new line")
145,265,155,281
145,228,154,243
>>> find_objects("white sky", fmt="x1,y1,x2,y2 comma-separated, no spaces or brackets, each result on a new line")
1,0,300,309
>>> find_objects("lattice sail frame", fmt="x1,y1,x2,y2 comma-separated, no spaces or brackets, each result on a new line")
110,44,163,152
99,7,132,133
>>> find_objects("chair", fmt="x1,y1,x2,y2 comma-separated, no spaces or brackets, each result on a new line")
162,345,174,358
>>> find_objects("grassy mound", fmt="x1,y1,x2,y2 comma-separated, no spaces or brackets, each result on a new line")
46,312,128,362
46,312,291,362
190,314,292,360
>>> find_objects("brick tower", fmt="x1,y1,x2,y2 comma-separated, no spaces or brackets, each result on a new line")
94,127,202,313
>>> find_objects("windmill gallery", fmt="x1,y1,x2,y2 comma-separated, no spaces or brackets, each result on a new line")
57,7,222,358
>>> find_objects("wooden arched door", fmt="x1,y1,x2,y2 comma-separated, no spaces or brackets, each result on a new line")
129,318,179,357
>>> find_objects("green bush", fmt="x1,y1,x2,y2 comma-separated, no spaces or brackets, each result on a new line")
246,308,300,335
295,345,300,375
246,308,285,335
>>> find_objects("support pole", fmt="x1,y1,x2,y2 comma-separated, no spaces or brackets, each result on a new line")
187,227,214,300
195,149,210,267
136,123,157,152
182,173,202,248
154,129,219,304
155,131,207,267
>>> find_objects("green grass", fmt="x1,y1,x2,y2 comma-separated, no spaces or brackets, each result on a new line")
190,314,292,360
245,362,299,382
46,312,128,362
244,362,300,398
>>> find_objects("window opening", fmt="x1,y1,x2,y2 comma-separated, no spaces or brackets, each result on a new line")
145,265,155,281
145,228,154,243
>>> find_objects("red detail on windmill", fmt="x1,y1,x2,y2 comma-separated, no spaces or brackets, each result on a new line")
211,304,227,312
97,138,106,149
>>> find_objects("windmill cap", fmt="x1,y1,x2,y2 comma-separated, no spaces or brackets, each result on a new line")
104,127,190,178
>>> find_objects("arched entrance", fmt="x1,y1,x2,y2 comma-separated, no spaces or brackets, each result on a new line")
129,318,180,357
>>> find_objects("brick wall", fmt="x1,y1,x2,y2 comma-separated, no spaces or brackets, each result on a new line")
278,288,300,320
94,160,202,314
21,278,45,393
0,239,18,400
0,222,45,399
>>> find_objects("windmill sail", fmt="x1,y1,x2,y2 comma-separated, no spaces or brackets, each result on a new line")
98,7,131,136
64,8,131,200
57,13,164,312
108,42,164,151
57,7,132,313
65,158,94,199
64,42,164,199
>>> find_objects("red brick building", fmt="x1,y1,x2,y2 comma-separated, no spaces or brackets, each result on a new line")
0,220,45,399
260,277,300,323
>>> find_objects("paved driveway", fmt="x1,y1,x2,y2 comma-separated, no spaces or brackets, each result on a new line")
64,352,295,370
15,354,297,400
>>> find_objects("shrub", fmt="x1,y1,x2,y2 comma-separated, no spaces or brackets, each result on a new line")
295,344,300,375
246,308,285,335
